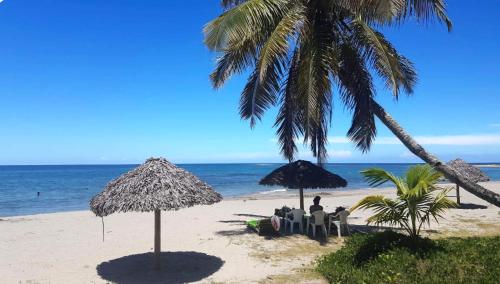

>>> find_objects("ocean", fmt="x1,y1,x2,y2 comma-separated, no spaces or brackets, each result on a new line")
1,163,499,217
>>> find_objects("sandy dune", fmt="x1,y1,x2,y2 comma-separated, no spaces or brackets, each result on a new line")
1,182,499,284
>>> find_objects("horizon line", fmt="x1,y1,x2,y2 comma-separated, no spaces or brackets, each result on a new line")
1,161,499,167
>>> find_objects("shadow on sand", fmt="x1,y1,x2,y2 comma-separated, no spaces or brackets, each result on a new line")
457,203,488,210
97,251,224,284
233,213,270,218
218,219,247,224
215,227,254,237
348,224,438,235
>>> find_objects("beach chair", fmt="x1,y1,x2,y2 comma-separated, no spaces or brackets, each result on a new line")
308,211,327,237
284,209,305,233
329,210,351,237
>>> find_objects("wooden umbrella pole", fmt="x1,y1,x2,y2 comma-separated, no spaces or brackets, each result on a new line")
456,184,461,205
154,209,161,270
299,188,304,210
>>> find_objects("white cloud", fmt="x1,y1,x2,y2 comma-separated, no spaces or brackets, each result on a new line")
215,151,278,160
331,150,352,158
400,151,415,158
295,149,351,160
329,137,350,143
414,135,500,145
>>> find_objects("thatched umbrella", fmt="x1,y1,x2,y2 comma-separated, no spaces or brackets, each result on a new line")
259,160,347,210
90,157,222,269
446,158,490,204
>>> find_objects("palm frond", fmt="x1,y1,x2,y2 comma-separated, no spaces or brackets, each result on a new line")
402,0,452,31
297,7,334,164
335,42,377,152
339,0,452,31
361,168,403,188
204,0,291,51
416,187,456,234
309,110,329,165
210,37,260,89
427,187,457,221
307,48,332,165
274,47,302,161
352,19,417,98
239,61,282,127
256,4,305,82
351,195,407,228
338,0,400,24
405,164,442,195
207,0,292,88
357,165,456,237
351,195,393,211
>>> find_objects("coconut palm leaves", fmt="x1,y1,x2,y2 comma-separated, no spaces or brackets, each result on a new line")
351,165,457,238
339,0,452,30
350,19,417,97
205,0,451,163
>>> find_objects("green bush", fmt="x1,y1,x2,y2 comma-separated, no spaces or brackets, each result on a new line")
316,231,500,283
353,165,456,238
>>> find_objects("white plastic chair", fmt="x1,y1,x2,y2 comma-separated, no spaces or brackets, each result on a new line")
308,211,327,237
329,210,351,237
284,209,305,233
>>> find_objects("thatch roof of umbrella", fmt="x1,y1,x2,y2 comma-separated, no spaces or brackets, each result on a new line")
446,158,489,205
90,157,222,217
259,160,347,209
89,157,222,269
447,159,490,183
259,160,347,189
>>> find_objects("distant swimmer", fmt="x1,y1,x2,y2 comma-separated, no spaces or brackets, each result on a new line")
37,192,40,197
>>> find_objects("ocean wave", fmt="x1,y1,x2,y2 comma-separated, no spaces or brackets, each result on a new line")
475,164,500,168
258,188,287,195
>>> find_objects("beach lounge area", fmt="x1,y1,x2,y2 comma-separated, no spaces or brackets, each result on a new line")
1,181,499,283
1,0,500,283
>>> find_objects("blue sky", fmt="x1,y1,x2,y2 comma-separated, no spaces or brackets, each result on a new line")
0,1,498,165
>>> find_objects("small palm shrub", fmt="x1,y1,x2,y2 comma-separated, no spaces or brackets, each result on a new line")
352,164,456,238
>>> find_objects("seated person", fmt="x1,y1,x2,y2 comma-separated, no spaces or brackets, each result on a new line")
331,207,350,222
331,207,350,235
309,196,324,222
329,206,346,217
309,196,323,214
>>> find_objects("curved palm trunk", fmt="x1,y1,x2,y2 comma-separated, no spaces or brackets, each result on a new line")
371,99,500,207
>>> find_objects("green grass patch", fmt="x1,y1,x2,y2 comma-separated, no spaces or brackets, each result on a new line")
316,231,500,283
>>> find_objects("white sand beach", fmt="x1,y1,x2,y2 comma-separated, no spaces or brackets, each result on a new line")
1,182,500,284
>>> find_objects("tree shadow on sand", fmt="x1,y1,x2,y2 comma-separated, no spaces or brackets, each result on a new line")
218,219,247,224
348,224,438,235
233,213,270,218
457,203,488,210
97,251,224,284
215,228,254,236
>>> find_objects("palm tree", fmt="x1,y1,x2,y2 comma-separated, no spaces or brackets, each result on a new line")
351,165,456,238
371,103,500,207
203,0,500,207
